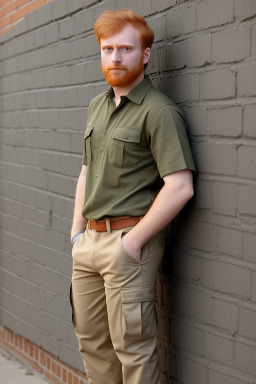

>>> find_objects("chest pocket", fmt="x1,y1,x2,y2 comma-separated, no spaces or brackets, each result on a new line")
108,127,141,168
84,126,94,163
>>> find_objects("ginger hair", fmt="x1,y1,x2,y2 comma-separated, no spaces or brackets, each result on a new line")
94,9,155,49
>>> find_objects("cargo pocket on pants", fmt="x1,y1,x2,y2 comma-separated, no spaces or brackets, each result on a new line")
120,286,157,340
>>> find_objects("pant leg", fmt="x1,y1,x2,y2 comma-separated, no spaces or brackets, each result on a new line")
71,230,122,384
96,228,165,384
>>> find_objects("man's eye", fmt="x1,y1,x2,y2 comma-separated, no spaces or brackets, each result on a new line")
123,47,130,52
103,47,112,52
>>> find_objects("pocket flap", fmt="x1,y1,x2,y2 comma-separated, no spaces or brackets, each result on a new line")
121,285,155,303
84,126,94,139
113,127,141,143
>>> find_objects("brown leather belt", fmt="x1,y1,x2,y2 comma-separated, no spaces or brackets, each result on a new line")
88,216,141,232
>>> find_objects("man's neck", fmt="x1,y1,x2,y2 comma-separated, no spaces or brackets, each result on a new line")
113,73,145,107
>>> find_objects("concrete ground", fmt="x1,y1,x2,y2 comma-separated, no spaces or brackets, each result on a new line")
0,347,49,384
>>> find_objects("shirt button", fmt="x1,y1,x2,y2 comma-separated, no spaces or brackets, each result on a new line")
96,174,99,177
100,147,103,152
125,136,128,140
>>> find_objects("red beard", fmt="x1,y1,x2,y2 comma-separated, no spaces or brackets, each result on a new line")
101,58,144,87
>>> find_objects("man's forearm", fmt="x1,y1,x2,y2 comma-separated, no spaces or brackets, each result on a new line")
122,169,194,259
71,165,88,241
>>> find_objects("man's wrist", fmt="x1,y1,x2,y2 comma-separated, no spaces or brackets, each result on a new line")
124,228,144,250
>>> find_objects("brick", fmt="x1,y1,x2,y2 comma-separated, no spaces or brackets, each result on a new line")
36,245,72,277
75,8,94,35
71,131,84,154
183,106,207,136
34,1,53,26
207,107,242,138
197,0,234,30
243,232,256,263
48,173,75,198
164,41,186,71
172,322,204,355
151,0,176,13
60,17,75,40
23,30,34,51
71,63,86,84
252,272,256,302
193,142,237,176
177,219,218,253
200,69,236,100
65,87,79,108
174,283,213,325
67,0,84,14
209,370,247,384
78,85,95,107
204,332,234,366
48,89,65,108
237,63,256,97
147,45,166,74
33,27,45,48
219,227,243,258
212,27,250,63
55,66,72,86
55,42,71,64
203,259,251,298
244,104,256,138
239,303,256,341
40,289,71,322
238,146,256,179
238,185,256,216
212,296,239,333
175,354,208,384
186,35,212,68
171,73,199,103
147,15,166,43
51,0,68,20
166,4,197,38
193,179,212,209
235,0,256,20
213,182,238,216
174,251,202,284
84,60,103,83
252,24,256,56
235,340,256,376
133,0,153,17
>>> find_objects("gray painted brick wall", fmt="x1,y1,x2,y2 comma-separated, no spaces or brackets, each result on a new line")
0,0,255,383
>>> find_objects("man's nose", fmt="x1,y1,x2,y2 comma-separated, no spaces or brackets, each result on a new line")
112,49,121,63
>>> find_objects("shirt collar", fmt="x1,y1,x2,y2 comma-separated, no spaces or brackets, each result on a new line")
104,76,152,105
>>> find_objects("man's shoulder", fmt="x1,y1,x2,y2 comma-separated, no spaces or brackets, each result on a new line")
146,85,178,111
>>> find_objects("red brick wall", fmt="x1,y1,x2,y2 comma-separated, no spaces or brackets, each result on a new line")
0,327,89,384
0,0,53,35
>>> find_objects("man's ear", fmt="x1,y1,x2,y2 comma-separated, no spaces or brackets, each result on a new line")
143,47,151,65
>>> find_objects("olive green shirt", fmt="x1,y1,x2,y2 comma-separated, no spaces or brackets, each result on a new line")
82,76,195,220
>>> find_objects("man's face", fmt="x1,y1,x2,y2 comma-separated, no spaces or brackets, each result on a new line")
100,24,149,87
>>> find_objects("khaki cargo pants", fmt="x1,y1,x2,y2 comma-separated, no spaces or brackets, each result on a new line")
70,226,165,384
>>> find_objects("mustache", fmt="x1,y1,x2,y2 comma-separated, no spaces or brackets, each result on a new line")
107,64,127,70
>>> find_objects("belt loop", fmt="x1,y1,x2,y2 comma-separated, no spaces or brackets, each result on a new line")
88,220,91,230
105,217,111,232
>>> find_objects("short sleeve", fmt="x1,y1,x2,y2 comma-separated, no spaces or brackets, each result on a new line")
147,104,196,177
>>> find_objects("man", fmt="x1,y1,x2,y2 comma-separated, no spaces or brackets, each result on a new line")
70,9,195,384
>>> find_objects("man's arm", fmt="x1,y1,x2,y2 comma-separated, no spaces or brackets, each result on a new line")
122,169,194,261
70,165,88,243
